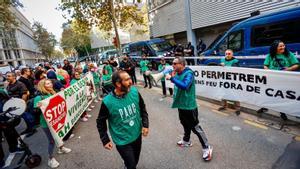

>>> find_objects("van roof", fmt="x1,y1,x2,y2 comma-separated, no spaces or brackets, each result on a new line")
229,6,300,31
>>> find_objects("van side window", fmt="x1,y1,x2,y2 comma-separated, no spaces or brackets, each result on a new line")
217,31,243,54
251,19,300,47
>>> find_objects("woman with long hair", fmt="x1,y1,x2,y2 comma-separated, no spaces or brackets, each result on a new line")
263,40,299,121
34,79,71,168
264,40,299,71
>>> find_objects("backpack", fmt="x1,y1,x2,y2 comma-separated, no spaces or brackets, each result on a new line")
26,95,45,126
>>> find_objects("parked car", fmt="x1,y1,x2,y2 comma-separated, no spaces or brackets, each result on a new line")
200,6,300,68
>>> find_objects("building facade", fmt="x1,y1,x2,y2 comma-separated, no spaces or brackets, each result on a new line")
0,7,42,67
148,0,300,48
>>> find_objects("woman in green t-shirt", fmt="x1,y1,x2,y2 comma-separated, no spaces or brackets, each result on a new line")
263,40,299,121
34,79,71,168
264,40,299,71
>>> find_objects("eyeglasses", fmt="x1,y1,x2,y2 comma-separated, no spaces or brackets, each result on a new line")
172,62,179,65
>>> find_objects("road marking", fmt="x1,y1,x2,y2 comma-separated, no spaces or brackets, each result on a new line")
4,135,25,168
244,120,268,130
212,109,229,116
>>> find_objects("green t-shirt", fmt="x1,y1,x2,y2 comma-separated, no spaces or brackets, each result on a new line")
264,52,299,70
33,94,52,128
92,72,100,85
102,74,112,86
221,57,239,67
70,79,78,85
103,86,142,146
158,63,170,82
140,60,149,72
104,65,113,76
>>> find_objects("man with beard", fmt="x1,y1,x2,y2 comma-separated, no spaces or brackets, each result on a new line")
166,57,213,161
96,71,149,169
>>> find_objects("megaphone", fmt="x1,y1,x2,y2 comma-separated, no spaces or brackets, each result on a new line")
150,68,173,83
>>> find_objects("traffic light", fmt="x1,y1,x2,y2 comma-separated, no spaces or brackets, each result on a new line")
112,37,119,48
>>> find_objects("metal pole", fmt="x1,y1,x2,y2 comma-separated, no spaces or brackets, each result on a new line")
184,0,197,56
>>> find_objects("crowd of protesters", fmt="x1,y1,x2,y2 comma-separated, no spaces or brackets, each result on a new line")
0,58,115,168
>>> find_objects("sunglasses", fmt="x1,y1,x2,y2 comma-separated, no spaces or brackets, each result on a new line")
225,52,232,55
172,62,180,65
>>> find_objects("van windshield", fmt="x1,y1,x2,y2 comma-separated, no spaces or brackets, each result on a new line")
150,41,172,52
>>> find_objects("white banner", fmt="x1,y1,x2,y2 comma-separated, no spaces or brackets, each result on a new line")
39,73,96,146
166,66,300,117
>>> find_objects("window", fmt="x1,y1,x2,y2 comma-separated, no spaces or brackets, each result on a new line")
14,50,21,58
217,31,243,54
251,19,300,47
4,50,12,59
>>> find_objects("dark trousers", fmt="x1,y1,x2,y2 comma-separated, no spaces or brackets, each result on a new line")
178,108,209,149
186,58,195,65
161,81,173,96
0,127,19,154
116,135,142,169
130,71,137,84
143,74,151,87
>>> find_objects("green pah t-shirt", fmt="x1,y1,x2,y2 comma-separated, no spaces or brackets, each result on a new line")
264,53,299,70
221,57,239,67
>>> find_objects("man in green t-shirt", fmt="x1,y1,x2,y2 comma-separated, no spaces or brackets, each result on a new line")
158,58,173,97
139,55,152,88
219,49,241,115
166,57,213,162
96,71,149,169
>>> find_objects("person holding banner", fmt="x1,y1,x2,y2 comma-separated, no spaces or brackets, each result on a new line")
263,40,299,121
139,55,152,88
158,58,173,97
34,79,71,168
166,57,213,161
218,49,241,115
97,71,149,169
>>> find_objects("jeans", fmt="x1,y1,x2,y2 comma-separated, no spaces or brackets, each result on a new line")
42,128,55,158
116,135,142,169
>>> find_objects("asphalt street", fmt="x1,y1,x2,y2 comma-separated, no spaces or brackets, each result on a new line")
2,81,299,169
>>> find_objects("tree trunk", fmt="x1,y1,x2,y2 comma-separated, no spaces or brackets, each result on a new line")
109,0,121,55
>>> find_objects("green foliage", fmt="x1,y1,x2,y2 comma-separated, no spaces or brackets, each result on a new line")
60,20,91,57
53,50,65,59
32,22,57,60
0,0,23,30
59,0,145,43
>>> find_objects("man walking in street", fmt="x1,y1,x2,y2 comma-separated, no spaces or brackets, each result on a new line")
96,70,149,169
166,57,213,161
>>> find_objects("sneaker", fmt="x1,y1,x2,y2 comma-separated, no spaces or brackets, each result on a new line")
94,100,99,103
58,146,71,154
86,108,92,112
202,145,213,161
235,110,241,116
48,158,59,168
90,105,95,108
218,106,226,111
81,117,88,122
144,85,148,88
177,140,192,147
69,134,75,139
85,114,92,118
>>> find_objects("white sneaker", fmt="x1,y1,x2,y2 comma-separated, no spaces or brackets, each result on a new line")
202,145,213,161
86,108,92,112
69,134,75,139
177,140,192,147
94,100,99,103
58,146,72,154
81,117,88,122
90,105,95,108
48,158,59,168
85,114,92,118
